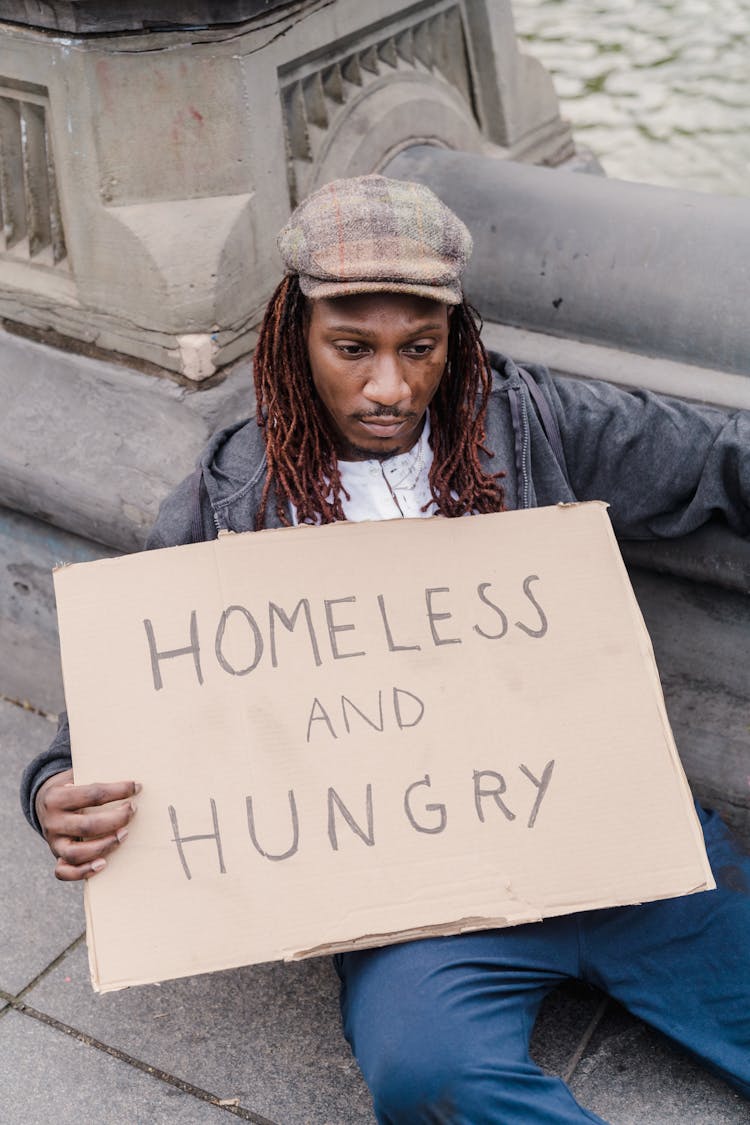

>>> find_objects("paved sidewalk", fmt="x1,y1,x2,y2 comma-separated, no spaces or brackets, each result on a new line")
3,696,748,1124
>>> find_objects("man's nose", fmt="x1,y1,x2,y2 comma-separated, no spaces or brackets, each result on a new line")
362,355,409,407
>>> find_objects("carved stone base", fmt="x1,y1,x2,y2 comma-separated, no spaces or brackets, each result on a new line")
0,1,573,377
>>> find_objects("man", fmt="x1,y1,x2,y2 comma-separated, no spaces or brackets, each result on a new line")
21,174,750,1123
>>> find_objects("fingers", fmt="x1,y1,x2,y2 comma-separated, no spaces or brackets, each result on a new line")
54,799,137,843
58,829,126,862
48,778,142,814
54,859,102,877
55,855,109,882
53,837,121,882
50,802,136,881
36,772,141,882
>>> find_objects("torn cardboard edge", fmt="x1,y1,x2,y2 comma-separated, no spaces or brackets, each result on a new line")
288,879,713,961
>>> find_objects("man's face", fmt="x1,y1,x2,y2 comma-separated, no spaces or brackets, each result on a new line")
305,292,451,461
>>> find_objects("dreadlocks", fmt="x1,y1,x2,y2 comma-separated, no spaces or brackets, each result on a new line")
253,274,506,528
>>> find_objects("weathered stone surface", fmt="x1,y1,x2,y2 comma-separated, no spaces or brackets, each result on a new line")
0,505,117,712
0,1010,233,1124
0,330,252,552
387,145,750,377
481,323,750,414
630,568,750,846
0,329,254,712
531,982,608,1077
0,2,572,374
26,942,375,1125
622,524,750,599
463,0,574,162
570,1006,748,1123
0,317,258,707
0,698,84,995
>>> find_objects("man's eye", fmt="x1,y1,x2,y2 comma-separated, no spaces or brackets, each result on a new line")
404,344,434,357
336,343,367,356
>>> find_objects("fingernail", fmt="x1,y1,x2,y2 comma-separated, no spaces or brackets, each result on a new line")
91,858,106,872
116,827,129,844
134,782,142,794
130,801,138,815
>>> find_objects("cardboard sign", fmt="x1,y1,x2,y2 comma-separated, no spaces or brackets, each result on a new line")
54,503,714,993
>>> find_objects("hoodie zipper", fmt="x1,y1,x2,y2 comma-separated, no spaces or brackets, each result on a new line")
508,383,532,509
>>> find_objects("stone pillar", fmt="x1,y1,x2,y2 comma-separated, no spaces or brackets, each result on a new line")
0,0,572,379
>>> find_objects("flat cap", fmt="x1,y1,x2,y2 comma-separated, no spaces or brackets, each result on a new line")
277,174,472,304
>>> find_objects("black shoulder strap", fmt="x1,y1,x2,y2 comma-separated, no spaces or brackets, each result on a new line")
517,366,570,485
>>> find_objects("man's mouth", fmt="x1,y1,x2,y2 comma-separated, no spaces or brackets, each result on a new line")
356,417,410,437
355,410,417,435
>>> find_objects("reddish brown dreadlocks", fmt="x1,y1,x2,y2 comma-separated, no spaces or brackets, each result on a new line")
253,274,506,528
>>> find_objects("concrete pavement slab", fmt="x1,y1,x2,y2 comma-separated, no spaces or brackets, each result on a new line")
29,942,718,1125
25,941,374,1125
0,698,84,995
570,1006,749,1124
0,1008,237,1125
530,981,608,1077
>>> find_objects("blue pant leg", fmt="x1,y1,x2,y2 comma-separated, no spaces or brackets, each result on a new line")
581,806,750,1096
336,920,609,1124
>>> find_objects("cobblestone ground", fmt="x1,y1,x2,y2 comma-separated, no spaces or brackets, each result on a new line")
511,0,750,196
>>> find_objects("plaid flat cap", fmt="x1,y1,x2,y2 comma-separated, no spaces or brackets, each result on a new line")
277,174,472,304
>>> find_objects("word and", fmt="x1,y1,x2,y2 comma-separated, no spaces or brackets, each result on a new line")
305,686,425,742
143,577,548,691
167,760,555,880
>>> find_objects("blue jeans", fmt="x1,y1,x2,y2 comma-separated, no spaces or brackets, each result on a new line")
336,806,750,1123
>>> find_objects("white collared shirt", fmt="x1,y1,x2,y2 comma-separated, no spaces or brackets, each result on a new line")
338,416,436,522
291,417,436,525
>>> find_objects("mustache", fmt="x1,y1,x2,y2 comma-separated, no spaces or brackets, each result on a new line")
355,407,417,420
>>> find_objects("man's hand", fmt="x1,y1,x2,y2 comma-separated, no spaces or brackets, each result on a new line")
35,770,140,881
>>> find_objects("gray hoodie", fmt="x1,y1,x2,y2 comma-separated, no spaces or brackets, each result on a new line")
20,355,750,832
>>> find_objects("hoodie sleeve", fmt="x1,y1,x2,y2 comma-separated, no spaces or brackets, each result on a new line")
20,711,74,835
145,467,219,550
527,364,750,540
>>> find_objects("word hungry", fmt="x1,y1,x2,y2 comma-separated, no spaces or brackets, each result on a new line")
168,760,556,880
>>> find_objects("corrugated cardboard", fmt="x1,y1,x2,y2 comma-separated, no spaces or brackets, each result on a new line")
53,502,714,992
